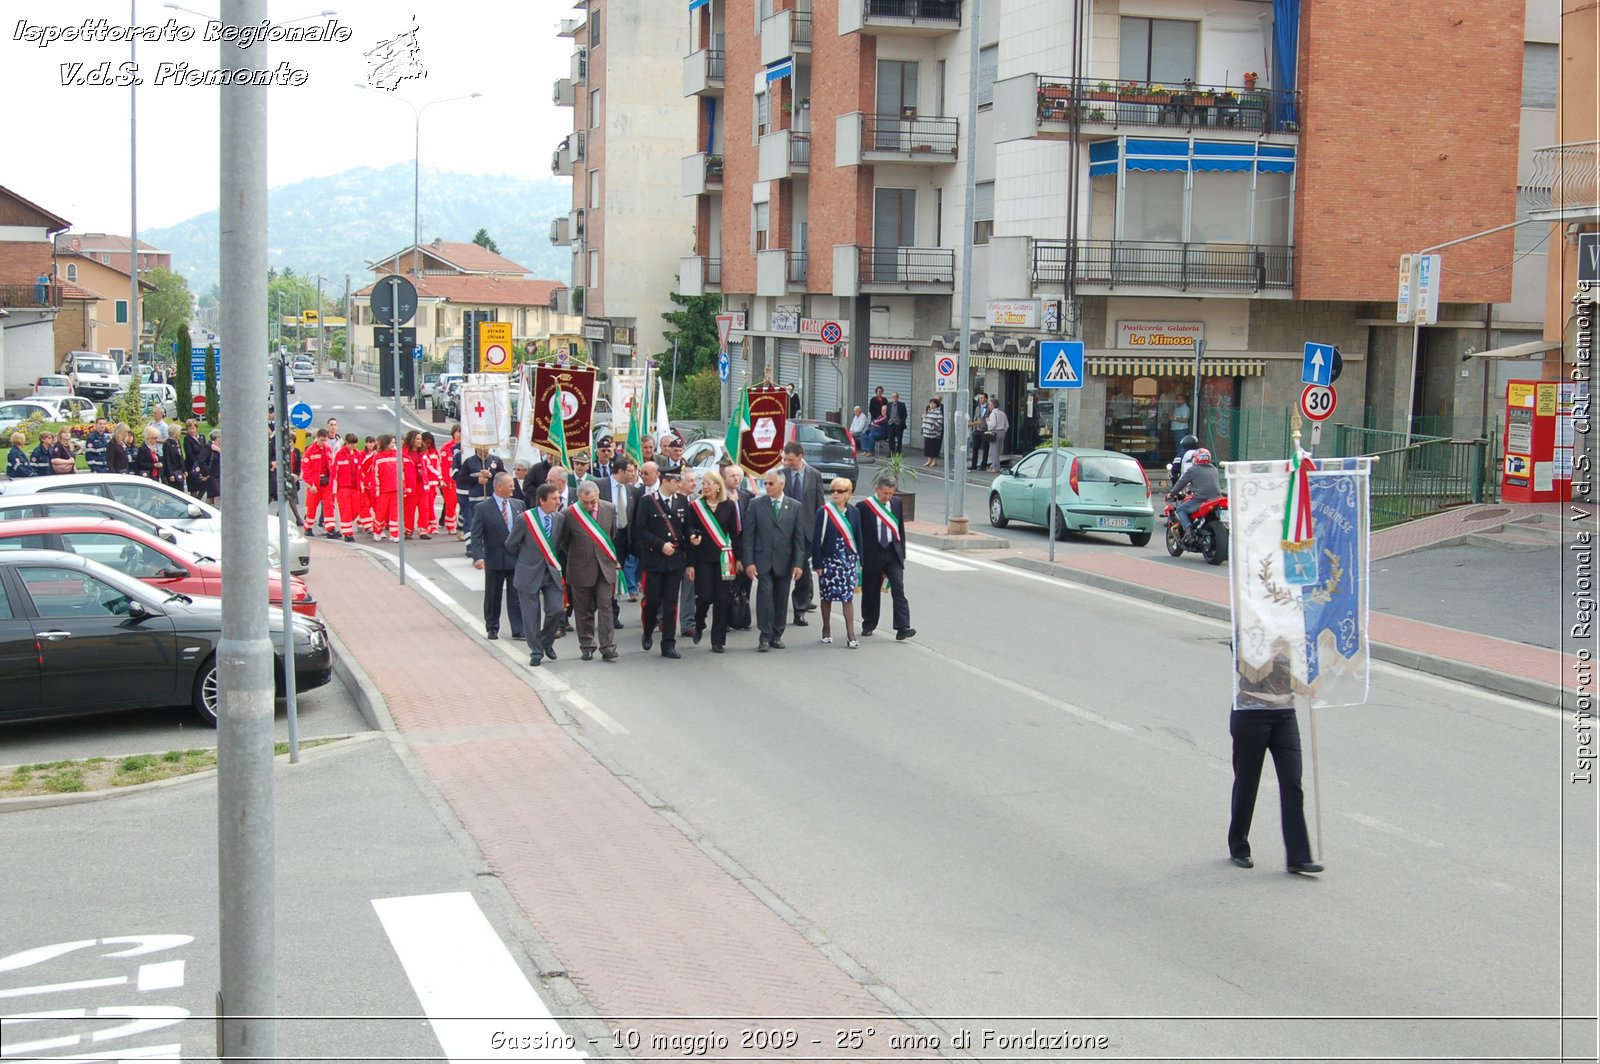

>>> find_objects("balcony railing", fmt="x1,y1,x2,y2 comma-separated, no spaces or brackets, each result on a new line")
1040,78,1300,135
788,251,809,285
789,131,811,168
861,112,958,157
705,48,726,81
793,13,814,46
704,258,722,287
0,282,60,309
1034,240,1294,293
861,246,955,286
684,48,726,97
1527,141,1599,219
866,0,961,22
571,131,585,161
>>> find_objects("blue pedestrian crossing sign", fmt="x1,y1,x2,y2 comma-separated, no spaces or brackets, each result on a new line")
1038,341,1084,389
288,402,314,429
717,351,730,383
1303,342,1336,386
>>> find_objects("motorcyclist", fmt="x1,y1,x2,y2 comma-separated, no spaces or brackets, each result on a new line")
1168,448,1222,536
1168,433,1200,485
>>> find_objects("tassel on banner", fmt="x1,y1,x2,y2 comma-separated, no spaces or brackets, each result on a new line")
1281,452,1319,585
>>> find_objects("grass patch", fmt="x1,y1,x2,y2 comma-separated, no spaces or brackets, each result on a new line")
0,738,343,797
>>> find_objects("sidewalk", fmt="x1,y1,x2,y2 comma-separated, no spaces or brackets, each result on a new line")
310,545,923,1054
905,501,1589,706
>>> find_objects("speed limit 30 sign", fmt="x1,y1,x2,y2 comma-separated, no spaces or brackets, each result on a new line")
1300,384,1337,422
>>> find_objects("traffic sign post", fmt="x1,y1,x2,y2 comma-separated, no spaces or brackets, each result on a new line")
1300,384,1336,422
289,402,314,429
935,354,958,393
1037,341,1083,563
717,351,730,383
192,395,207,417
1302,342,1337,387
819,321,843,346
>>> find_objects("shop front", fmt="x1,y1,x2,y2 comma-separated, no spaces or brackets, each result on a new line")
1089,354,1264,468
932,332,1041,459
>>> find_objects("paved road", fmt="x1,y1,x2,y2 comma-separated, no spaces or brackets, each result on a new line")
345,526,1595,1059
287,375,439,444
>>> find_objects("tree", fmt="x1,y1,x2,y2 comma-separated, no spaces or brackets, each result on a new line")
141,267,195,353
471,228,500,254
660,292,721,379
266,269,327,357
669,368,722,421
174,324,193,418
204,346,220,425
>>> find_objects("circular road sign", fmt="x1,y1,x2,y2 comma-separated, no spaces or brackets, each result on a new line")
936,355,956,377
1300,384,1337,422
370,274,418,327
191,395,207,417
819,321,843,346
483,342,512,372
289,402,315,429
717,351,730,383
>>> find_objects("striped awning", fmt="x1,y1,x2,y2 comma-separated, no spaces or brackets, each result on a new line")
1088,356,1265,376
971,354,1037,371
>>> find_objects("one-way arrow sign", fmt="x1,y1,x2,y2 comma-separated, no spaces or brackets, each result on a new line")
1038,340,1084,389
1303,342,1336,387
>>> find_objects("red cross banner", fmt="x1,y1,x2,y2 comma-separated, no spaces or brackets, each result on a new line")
532,363,597,458
741,385,788,474
461,378,510,448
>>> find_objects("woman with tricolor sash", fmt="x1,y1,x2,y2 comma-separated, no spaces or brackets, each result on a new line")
687,472,741,653
811,477,863,648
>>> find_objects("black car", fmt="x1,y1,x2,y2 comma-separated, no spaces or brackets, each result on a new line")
0,549,332,728
785,419,860,485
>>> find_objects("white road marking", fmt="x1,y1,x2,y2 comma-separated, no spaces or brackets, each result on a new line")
436,556,485,592
329,404,346,410
373,892,585,1063
1339,811,1446,849
904,640,1134,734
904,545,976,572
355,405,369,410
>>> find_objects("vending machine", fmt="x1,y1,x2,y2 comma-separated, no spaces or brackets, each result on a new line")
1500,379,1576,504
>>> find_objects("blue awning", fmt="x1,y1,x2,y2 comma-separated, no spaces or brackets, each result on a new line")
1103,139,1296,175
689,0,709,9
1125,138,1188,173
1257,144,1296,174
1088,140,1118,177
1192,141,1255,173
765,57,794,82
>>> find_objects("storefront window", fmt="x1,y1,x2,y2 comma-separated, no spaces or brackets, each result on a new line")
1103,375,1241,467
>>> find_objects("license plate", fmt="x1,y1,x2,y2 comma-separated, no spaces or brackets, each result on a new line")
1099,517,1131,529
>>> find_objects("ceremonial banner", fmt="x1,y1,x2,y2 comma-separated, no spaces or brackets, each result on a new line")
1228,456,1371,711
610,368,650,436
460,377,510,449
531,364,596,459
513,371,539,467
741,385,788,474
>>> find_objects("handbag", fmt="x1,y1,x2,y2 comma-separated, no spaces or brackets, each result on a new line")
728,586,752,630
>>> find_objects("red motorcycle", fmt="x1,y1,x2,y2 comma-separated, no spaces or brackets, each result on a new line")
1163,493,1230,565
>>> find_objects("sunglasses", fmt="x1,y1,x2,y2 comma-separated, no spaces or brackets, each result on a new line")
830,488,850,493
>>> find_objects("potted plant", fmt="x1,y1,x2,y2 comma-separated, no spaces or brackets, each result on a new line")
1242,70,1259,90
1089,80,1115,100
1088,107,1107,122
884,451,919,522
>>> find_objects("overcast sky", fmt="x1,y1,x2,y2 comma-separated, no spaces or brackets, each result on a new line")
2,0,576,233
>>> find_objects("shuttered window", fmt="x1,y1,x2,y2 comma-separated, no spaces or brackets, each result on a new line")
977,46,998,107
973,181,995,245
1522,43,1556,109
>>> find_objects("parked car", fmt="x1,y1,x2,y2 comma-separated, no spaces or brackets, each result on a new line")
987,447,1156,546
0,397,97,434
681,437,729,472
0,491,224,562
62,352,121,400
420,373,441,401
0,474,311,574
292,358,316,382
0,517,316,615
0,548,331,727
444,379,465,420
784,419,859,485
123,382,179,412
33,375,73,397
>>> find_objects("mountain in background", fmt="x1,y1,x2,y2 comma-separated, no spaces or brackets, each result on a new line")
143,163,574,296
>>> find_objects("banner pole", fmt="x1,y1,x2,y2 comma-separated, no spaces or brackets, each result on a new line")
1309,703,1325,861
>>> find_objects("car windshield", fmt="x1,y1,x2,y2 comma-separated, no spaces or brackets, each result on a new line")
76,359,114,374
795,423,849,446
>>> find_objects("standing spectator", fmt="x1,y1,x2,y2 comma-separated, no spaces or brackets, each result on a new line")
371,435,400,542
985,396,1011,473
781,441,823,626
1170,392,1192,455
149,406,172,442
967,392,990,470
357,436,378,536
134,427,169,481
7,432,33,479
468,472,526,642
35,271,50,305
31,431,56,478
1228,702,1323,875
740,468,806,652
194,431,222,503
867,385,887,421
180,420,207,496
160,430,186,490
813,477,862,648
848,405,868,448
441,425,462,536
787,383,801,419
505,482,565,666
558,479,622,662
50,430,78,475
686,471,739,651
107,422,132,475
855,472,914,640
885,392,909,455
636,468,690,659
84,419,110,473
301,429,336,536
417,432,442,538
920,397,944,468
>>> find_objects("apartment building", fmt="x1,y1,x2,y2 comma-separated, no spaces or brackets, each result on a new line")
680,0,1530,469
551,3,697,367
1535,0,1597,357
52,233,172,277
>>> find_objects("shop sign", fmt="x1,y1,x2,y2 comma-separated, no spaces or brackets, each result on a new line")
771,307,801,334
986,300,1040,329
583,323,608,341
1117,321,1204,350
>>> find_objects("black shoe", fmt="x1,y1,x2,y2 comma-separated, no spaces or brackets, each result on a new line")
712,645,725,653
601,648,618,661
543,644,557,661
486,631,499,641
692,626,703,645
792,615,809,627
1230,855,1254,869
613,615,625,628
1287,862,1325,876
896,628,916,641
661,648,682,659
758,640,770,652
769,639,786,649
581,649,594,661
527,655,541,667
343,534,355,543
642,631,653,651
861,628,875,637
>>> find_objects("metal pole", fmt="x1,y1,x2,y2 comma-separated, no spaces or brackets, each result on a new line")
413,108,421,280
1048,401,1061,561
217,0,275,1057
129,0,140,388
1308,704,1324,861
951,0,982,531
670,337,680,410
1403,318,1421,446
274,353,299,763
1191,338,1206,446
392,277,407,585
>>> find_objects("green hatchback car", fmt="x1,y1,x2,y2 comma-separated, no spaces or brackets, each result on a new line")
988,447,1156,547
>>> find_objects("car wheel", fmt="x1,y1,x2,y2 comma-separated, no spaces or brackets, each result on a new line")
192,655,221,727
1165,520,1184,557
1128,530,1152,548
1202,525,1229,566
988,493,1009,528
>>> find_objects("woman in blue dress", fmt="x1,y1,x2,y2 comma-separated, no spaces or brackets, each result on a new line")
811,477,862,648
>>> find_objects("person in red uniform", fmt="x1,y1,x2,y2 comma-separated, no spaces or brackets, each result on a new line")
331,433,364,542
372,434,401,542
440,424,462,536
418,432,445,538
301,429,337,536
400,430,423,539
357,436,377,536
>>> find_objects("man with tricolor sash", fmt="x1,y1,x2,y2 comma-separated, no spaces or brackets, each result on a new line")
855,472,915,641
505,482,567,667
558,480,622,662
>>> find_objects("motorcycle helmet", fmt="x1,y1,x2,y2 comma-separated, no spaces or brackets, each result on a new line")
1179,434,1199,453
1194,448,1213,464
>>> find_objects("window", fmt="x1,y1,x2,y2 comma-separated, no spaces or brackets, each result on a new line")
61,532,175,579
753,201,770,251
973,180,995,245
65,264,77,282
18,565,134,618
1119,17,1197,84
1522,43,1556,109
589,6,601,48
588,169,600,209
105,482,194,521
115,300,129,324
0,579,10,618
588,249,599,289
589,88,601,130
100,253,110,264
756,89,771,139
977,45,997,107
1011,451,1048,479
0,534,50,551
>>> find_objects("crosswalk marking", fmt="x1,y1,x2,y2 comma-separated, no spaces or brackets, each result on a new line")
435,556,485,591
905,545,976,572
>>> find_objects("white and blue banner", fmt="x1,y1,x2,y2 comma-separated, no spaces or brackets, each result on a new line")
1228,456,1371,710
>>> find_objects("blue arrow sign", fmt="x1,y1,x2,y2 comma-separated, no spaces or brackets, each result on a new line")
1303,342,1336,387
717,351,730,383
289,402,314,429
1038,340,1084,389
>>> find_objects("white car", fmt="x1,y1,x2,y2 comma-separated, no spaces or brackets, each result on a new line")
0,491,224,563
0,397,98,433
292,359,316,382
0,474,310,574
33,375,73,397
62,352,122,400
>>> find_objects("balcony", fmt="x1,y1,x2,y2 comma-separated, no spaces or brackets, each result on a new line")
682,152,725,197
839,0,961,36
571,48,588,85
570,209,586,244
994,73,1301,143
1034,240,1294,295
0,282,60,309
551,138,575,177
678,255,722,297
558,15,583,37
832,245,954,295
684,48,726,97
761,8,813,66
553,77,575,107
552,288,576,316
1527,141,1599,222
551,216,572,246
758,129,810,182
836,111,958,165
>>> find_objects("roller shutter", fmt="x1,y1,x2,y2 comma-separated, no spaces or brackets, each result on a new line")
809,353,843,422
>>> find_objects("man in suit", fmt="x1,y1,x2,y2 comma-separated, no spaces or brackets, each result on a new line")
558,480,621,661
505,482,566,666
596,454,638,629
886,392,910,455
780,442,822,626
636,467,690,659
741,467,806,651
469,472,526,641
855,471,915,641
522,455,553,501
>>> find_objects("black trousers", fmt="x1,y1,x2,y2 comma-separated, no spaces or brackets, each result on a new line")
1228,709,1313,865
968,428,989,468
860,559,910,634
482,568,524,638
887,424,905,454
640,567,683,651
790,564,814,615
694,578,733,650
